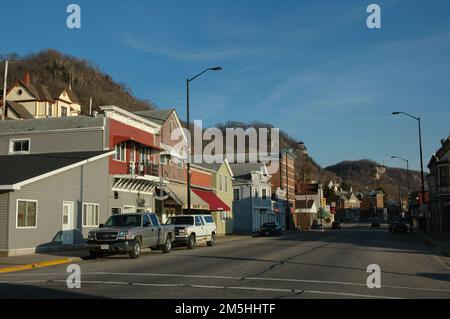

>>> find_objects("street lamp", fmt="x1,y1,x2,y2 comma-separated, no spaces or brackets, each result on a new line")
391,155,410,197
392,111,426,233
186,67,222,215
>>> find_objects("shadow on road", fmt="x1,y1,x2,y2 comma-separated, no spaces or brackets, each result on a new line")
0,283,103,299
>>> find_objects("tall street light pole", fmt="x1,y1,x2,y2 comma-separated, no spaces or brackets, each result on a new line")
392,111,426,233
1,60,8,121
186,67,222,215
391,155,410,197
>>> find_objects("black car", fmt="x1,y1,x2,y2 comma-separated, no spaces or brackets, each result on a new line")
331,221,341,229
258,222,282,236
392,221,410,233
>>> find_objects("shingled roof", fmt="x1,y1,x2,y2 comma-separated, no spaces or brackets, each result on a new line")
12,80,79,104
0,115,104,134
5,100,33,119
134,109,174,125
0,151,112,189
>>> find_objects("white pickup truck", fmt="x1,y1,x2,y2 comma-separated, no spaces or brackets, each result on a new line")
166,215,217,249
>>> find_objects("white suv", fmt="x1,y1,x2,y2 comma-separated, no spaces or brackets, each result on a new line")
166,215,217,249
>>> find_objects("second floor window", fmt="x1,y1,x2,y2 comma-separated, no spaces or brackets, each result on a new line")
114,142,126,162
262,189,267,200
233,188,240,201
439,166,449,187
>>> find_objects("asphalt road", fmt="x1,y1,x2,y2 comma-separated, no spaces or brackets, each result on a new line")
1,224,450,299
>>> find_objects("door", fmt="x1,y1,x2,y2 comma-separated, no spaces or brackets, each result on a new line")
195,216,207,239
62,202,74,245
142,214,155,247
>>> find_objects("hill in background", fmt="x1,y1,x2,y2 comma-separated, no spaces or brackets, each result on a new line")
1,49,155,114
326,159,423,200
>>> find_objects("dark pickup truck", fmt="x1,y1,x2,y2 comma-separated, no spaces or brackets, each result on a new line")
87,212,174,259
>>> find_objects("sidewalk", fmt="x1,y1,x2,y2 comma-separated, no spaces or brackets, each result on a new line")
0,249,88,274
414,231,450,266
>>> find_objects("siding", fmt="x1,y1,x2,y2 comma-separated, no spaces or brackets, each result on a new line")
0,129,105,155
0,192,9,250
108,176,156,216
7,157,109,251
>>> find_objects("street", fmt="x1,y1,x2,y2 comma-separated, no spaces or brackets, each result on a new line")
1,224,450,299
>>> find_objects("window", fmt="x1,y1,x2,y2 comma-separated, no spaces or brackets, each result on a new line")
255,189,259,199
195,216,203,226
82,203,99,227
220,211,227,222
48,104,53,116
113,142,126,162
440,166,449,187
130,143,136,163
111,208,122,215
17,89,23,96
123,205,136,213
61,106,68,117
219,175,223,192
224,176,228,193
262,189,267,200
178,159,183,169
233,189,240,201
160,155,168,165
150,214,160,226
143,215,151,227
16,200,37,228
203,215,215,224
9,139,30,154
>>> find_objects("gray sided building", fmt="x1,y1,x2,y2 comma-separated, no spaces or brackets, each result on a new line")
0,151,112,256
230,163,281,233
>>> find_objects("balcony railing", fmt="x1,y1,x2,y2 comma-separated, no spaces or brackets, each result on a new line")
129,162,159,177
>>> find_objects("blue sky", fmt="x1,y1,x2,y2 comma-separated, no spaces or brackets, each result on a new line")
3,0,450,171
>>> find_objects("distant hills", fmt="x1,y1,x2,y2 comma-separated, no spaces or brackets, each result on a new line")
325,159,423,200
1,49,155,114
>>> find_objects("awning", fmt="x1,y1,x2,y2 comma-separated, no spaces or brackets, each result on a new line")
165,182,209,210
192,188,231,211
113,135,162,151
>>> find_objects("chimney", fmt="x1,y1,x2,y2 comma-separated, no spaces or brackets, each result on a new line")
23,72,31,85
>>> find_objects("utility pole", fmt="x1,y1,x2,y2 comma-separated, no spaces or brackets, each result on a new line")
89,97,93,116
1,60,8,121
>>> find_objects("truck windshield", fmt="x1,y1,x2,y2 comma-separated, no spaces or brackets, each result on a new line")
104,215,142,227
166,216,194,225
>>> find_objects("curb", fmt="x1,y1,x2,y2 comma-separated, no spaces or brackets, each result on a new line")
0,257,79,274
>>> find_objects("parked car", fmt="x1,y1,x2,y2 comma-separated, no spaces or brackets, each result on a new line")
166,215,217,249
87,213,174,259
258,222,282,236
392,221,410,233
331,221,341,229
312,223,324,230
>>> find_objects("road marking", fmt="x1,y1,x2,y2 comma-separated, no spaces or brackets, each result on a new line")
0,279,403,299
3,271,449,294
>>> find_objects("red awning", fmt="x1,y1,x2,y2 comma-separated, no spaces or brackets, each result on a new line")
192,188,231,211
113,135,161,150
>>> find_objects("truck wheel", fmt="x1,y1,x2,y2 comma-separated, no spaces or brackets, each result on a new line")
128,239,141,259
162,237,172,253
207,233,215,247
187,235,196,249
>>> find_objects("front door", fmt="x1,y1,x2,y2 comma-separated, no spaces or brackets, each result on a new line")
62,202,74,245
